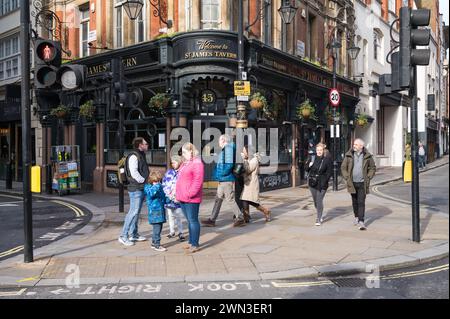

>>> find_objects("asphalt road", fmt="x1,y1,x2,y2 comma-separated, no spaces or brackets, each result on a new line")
372,164,449,215
0,193,91,261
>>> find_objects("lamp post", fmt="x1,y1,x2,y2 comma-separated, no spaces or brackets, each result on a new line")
123,0,172,28
278,0,298,52
329,35,360,191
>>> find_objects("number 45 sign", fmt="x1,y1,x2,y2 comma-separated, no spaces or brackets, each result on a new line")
329,88,340,107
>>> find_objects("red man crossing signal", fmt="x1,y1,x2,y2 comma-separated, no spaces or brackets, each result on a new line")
34,39,61,89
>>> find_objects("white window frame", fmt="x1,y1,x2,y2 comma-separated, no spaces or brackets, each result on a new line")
0,0,19,17
373,29,383,63
201,0,221,29
0,34,20,81
80,5,90,58
135,0,146,43
388,0,396,13
185,0,192,31
114,1,124,48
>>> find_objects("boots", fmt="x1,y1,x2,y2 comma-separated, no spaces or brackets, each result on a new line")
257,205,271,222
242,208,251,223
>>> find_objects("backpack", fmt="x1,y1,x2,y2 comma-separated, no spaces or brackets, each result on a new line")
117,151,139,185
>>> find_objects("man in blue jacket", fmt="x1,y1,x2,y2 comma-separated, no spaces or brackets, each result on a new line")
201,134,246,227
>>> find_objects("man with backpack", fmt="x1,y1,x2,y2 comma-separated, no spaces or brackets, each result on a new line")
201,134,246,227
118,137,150,246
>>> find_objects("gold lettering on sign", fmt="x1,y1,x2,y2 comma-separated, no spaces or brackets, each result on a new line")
122,57,137,67
197,40,229,50
87,63,108,75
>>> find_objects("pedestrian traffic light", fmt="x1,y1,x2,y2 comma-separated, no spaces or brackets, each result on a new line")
34,38,62,89
378,74,392,95
399,7,431,88
58,64,86,91
111,57,127,106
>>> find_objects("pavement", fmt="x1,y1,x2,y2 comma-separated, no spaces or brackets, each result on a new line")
0,156,448,287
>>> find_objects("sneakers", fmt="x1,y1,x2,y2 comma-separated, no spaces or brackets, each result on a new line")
118,236,135,246
233,218,246,227
129,235,146,242
201,218,216,227
166,233,176,239
358,221,367,230
315,220,321,226
152,245,167,252
178,233,186,242
353,217,359,226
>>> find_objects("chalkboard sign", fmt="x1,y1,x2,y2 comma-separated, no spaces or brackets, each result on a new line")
107,170,119,188
259,170,292,192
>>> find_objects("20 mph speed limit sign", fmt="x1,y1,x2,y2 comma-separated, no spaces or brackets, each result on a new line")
329,88,340,107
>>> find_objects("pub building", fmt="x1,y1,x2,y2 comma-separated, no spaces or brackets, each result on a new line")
40,30,360,193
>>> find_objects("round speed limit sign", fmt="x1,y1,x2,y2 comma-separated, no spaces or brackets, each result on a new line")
329,88,340,107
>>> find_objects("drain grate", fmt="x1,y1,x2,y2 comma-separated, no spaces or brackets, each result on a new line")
330,277,368,288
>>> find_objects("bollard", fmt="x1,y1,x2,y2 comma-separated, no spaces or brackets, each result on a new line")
46,164,53,194
5,162,12,189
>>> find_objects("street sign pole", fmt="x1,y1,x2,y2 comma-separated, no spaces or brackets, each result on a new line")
20,0,33,263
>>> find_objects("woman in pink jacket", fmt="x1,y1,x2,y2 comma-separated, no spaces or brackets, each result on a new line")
176,143,204,253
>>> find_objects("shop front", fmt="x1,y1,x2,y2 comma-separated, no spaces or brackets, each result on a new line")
44,30,359,194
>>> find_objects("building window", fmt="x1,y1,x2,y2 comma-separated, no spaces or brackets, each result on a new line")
0,0,19,17
377,108,385,155
135,2,145,43
308,14,317,60
0,34,20,80
263,0,272,45
388,0,396,13
115,1,123,48
201,0,221,29
80,4,90,58
185,0,192,31
373,29,383,63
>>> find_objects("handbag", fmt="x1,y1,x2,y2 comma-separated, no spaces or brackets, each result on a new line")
233,163,245,177
308,159,323,188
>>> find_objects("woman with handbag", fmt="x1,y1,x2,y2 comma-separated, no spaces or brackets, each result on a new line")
305,143,332,226
240,146,271,223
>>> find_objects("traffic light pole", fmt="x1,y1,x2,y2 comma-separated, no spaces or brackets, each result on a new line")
410,65,420,243
20,0,33,262
332,52,338,192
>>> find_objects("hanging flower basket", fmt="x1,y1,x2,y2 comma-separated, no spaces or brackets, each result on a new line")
249,92,267,110
148,93,169,117
50,105,71,119
79,100,95,120
296,99,316,121
355,113,369,127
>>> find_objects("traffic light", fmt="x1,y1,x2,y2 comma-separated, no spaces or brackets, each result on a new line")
399,7,431,88
34,39,61,89
57,64,86,91
111,58,127,106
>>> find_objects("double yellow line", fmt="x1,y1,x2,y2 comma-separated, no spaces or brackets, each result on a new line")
271,264,449,288
51,200,85,217
0,199,84,259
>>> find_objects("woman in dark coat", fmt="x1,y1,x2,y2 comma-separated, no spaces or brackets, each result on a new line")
305,143,333,226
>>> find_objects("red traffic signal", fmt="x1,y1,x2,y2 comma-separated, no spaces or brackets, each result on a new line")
35,39,61,66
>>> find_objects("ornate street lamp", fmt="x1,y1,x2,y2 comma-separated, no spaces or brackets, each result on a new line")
122,0,144,21
278,0,298,24
278,0,298,51
347,44,361,60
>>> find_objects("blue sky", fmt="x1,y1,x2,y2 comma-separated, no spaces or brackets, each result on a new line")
440,0,449,25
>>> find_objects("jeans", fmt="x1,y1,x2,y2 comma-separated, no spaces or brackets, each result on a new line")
151,223,163,247
209,182,243,222
351,182,366,222
166,207,184,235
120,190,144,239
180,203,200,247
419,155,426,168
309,187,327,221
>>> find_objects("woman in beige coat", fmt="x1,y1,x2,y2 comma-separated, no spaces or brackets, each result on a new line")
240,146,271,223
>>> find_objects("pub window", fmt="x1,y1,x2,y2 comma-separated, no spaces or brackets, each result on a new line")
185,0,192,31
135,1,145,43
114,1,123,48
86,127,96,154
308,13,317,60
80,4,90,58
377,108,385,155
201,0,221,29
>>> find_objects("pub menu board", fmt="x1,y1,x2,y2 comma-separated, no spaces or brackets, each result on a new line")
259,171,292,192
106,170,119,188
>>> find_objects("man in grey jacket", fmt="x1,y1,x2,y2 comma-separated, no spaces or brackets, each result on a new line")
118,137,150,246
341,138,376,230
